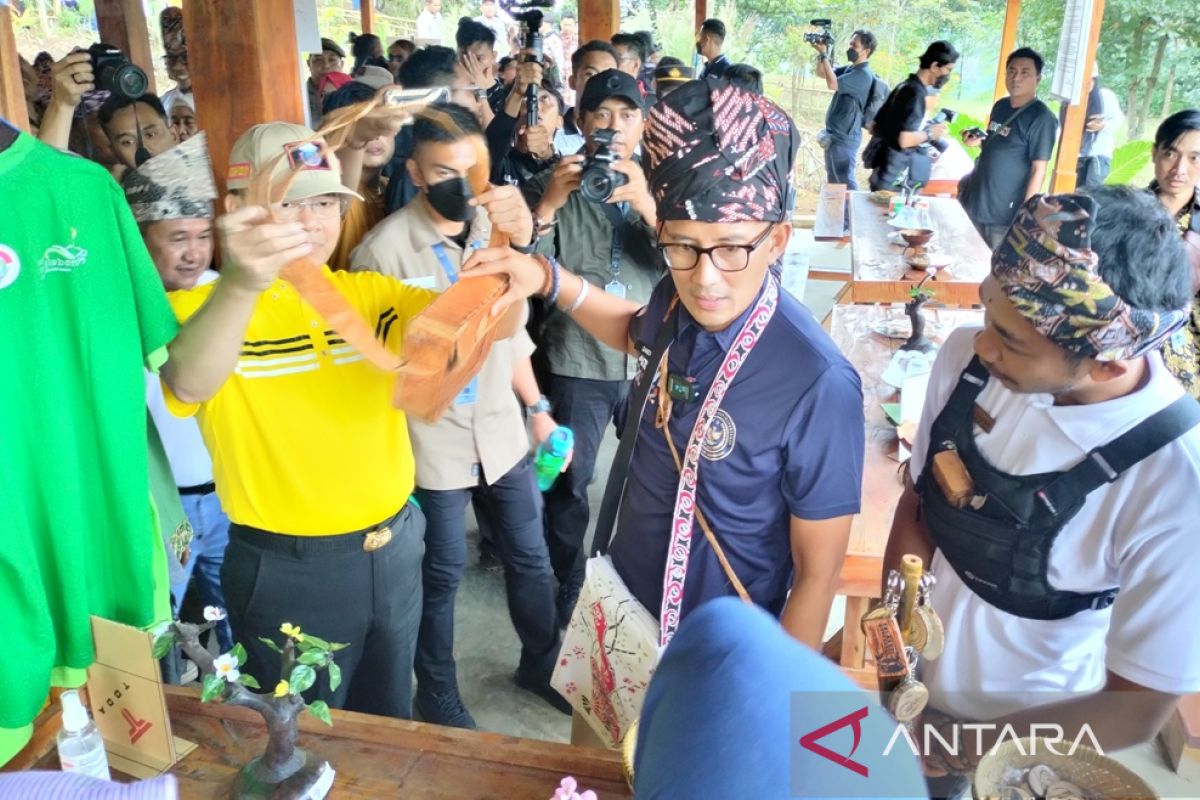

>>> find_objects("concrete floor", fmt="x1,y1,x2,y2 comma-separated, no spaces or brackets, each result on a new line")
447,255,1197,797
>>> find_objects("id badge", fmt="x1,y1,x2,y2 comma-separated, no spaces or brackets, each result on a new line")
605,280,627,299
454,376,478,406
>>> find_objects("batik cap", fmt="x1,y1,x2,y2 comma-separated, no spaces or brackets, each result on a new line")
225,122,362,202
123,132,217,222
643,76,798,223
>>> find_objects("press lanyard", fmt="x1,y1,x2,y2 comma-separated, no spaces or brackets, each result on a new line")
600,201,628,296
431,242,460,285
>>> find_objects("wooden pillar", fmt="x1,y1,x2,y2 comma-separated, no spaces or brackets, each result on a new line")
695,0,708,35
361,0,375,34
992,0,1021,104
0,1,29,131
579,0,618,43
94,0,158,96
182,0,304,196
1051,0,1105,193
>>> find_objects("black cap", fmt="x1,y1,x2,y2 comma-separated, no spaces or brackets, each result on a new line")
318,37,346,59
579,69,645,114
654,63,694,86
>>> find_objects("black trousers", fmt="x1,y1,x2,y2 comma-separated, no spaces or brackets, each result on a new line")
220,503,425,719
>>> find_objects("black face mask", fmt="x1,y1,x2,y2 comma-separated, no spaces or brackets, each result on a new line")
425,176,475,223
846,48,859,63
933,72,951,89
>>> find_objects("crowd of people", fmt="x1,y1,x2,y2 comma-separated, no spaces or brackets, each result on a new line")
5,4,1200,796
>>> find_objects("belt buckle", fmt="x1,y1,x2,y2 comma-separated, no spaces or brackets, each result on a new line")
363,525,393,552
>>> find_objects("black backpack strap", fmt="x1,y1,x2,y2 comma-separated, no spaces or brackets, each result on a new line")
590,299,678,556
1037,395,1200,516
938,355,991,426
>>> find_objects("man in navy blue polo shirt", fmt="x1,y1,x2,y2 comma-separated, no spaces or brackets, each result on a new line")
465,78,864,647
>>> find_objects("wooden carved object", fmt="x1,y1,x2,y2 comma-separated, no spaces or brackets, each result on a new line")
245,88,510,422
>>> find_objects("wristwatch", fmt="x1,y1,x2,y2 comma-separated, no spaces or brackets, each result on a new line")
526,395,552,416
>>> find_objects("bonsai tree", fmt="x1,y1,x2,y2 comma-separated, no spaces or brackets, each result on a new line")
901,276,937,354
153,609,346,797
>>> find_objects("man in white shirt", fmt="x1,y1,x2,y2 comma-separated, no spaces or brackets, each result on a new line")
1077,71,1125,188
476,0,508,54
416,0,445,45
123,133,233,650
884,188,1200,791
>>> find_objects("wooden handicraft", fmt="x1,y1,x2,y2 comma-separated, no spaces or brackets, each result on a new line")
246,88,510,424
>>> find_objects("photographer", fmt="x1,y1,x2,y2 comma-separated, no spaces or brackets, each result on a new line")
866,40,958,191
814,29,879,190
522,69,665,622
959,48,1057,249
487,78,567,186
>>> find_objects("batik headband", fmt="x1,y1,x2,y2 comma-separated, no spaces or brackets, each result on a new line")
644,77,797,223
992,193,1189,362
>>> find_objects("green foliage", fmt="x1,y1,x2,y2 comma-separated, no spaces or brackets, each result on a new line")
230,643,248,666
327,661,343,693
1104,139,1154,185
151,632,174,660
200,673,225,703
238,674,261,690
258,636,284,654
297,650,327,666
308,700,334,727
289,664,318,695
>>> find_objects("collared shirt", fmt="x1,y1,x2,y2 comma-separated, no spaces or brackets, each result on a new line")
416,9,443,43
824,62,875,144
164,267,436,535
608,275,864,621
912,328,1200,720
147,269,218,488
349,197,536,490
701,53,730,80
525,165,665,381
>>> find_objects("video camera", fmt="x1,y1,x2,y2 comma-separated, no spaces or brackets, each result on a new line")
919,108,958,157
501,0,554,128
804,19,834,48
579,129,628,203
87,43,148,101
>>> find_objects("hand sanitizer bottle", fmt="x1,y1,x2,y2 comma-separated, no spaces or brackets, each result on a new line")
57,689,111,780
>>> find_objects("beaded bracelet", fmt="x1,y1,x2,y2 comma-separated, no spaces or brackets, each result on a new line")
545,257,562,306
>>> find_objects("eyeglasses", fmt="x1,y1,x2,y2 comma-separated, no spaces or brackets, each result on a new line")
275,195,349,222
657,224,775,272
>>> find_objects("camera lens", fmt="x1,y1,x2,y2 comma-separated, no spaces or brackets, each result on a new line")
579,167,615,203
113,63,148,100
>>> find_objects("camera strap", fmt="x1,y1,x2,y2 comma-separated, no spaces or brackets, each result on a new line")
980,98,1040,154
600,200,629,284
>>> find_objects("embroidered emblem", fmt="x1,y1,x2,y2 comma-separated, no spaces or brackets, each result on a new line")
701,409,736,461
0,245,20,291
39,229,88,276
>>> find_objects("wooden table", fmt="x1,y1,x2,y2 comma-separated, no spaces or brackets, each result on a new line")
9,687,632,799
827,304,984,688
844,192,992,306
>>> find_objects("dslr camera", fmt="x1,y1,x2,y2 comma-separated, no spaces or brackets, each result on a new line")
579,129,628,203
804,19,834,47
919,108,958,157
87,43,148,101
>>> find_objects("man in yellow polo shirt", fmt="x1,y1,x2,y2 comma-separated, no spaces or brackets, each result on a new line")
159,121,533,720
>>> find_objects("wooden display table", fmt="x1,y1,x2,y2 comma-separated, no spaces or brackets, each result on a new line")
8,687,632,799
826,304,984,688
844,192,992,306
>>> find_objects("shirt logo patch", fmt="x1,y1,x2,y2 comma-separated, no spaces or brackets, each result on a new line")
701,409,736,461
39,229,88,276
0,245,20,291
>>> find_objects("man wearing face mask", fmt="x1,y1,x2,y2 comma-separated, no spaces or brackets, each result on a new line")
522,69,666,624
866,40,959,191
813,29,880,191
349,102,569,725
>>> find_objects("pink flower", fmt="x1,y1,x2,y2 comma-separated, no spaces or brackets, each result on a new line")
203,606,227,621
549,776,597,800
